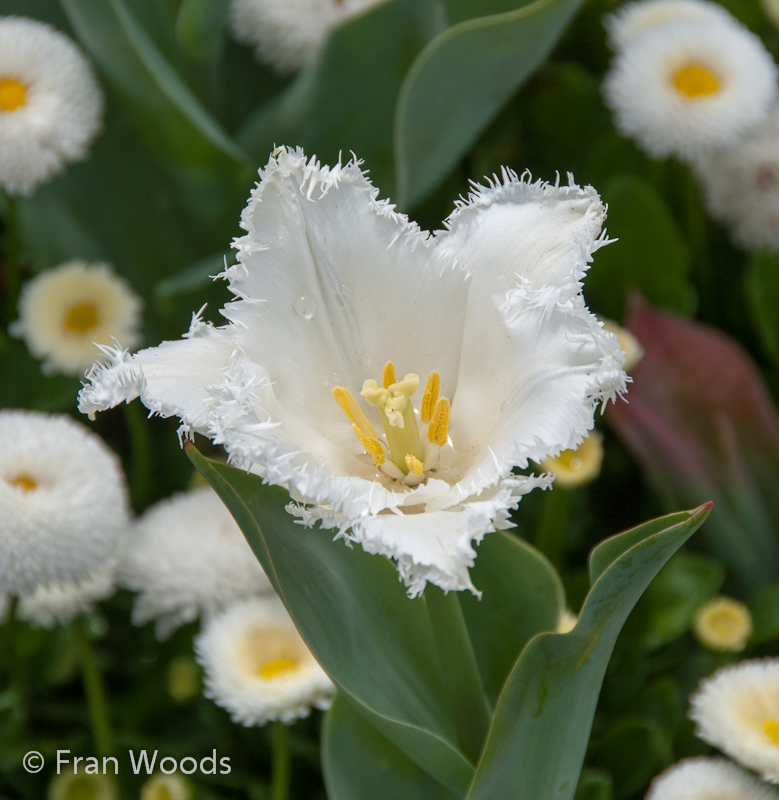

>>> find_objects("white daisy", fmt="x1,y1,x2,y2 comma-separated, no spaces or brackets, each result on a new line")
603,18,778,162
229,0,388,74
140,774,192,800
693,595,752,652
695,104,779,251
605,0,735,51
78,147,626,598
195,596,334,726
11,260,143,377
646,757,779,800
120,488,274,639
540,430,604,489
17,559,118,629
0,410,129,596
0,16,104,196
690,659,779,783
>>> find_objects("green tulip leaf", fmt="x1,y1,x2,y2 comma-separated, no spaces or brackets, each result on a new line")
465,503,711,799
394,0,586,208
185,445,474,794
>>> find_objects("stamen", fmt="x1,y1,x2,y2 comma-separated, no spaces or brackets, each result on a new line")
766,721,779,745
421,372,439,424
382,361,396,389
332,386,377,439
428,397,451,447
405,454,423,476
352,424,385,466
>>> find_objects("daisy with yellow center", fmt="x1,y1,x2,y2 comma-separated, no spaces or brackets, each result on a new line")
79,147,625,597
693,595,752,652
11,260,143,377
690,659,779,783
0,410,130,596
603,15,778,162
195,596,334,726
0,16,104,196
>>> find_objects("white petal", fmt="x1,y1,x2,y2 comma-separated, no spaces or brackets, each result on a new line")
78,320,234,432
438,169,609,300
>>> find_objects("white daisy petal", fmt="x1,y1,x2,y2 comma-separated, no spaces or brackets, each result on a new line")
11,260,143,377
195,596,334,726
695,104,779,252
79,147,625,596
690,659,779,783
603,18,778,162
0,410,129,595
0,16,104,196
646,757,779,800
120,488,274,639
605,0,736,51
228,0,388,73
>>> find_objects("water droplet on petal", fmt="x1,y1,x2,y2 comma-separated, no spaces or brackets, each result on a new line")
339,283,353,297
293,295,316,320
331,372,342,384
500,400,510,413
361,352,374,367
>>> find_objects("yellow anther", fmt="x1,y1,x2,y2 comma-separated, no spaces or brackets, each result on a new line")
421,372,439,424
332,386,377,439
427,397,451,447
766,721,779,745
382,361,396,388
352,424,385,466
405,454,424,475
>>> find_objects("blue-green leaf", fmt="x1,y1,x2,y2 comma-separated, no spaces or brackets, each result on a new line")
395,0,586,208
465,503,711,799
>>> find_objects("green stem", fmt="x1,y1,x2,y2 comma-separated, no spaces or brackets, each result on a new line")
534,489,573,571
3,194,20,324
124,402,152,511
73,616,115,757
2,596,28,725
425,586,491,764
270,721,290,800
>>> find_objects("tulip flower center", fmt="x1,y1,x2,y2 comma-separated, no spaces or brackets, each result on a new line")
672,63,720,99
765,720,779,745
0,78,26,112
333,361,451,480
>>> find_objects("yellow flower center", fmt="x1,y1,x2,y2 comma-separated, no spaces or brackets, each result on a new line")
63,301,100,335
259,658,299,680
766,720,779,745
147,784,176,800
672,63,720,99
542,433,604,489
333,361,451,478
693,596,752,651
8,474,37,493
0,78,27,112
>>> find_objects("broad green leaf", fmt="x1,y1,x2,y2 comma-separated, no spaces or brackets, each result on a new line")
394,0,586,208
744,252,779,363
323,694,458,800
236,0,440,195
459,532,563,703
442,0,539,24
586,175,695,320
185,446,474,794
60,0,248,169
465,503,711,799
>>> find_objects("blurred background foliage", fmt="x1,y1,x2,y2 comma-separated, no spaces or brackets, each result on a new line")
2,0,779,797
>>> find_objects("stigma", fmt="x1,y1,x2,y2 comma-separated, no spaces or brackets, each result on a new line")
333,360,451,485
